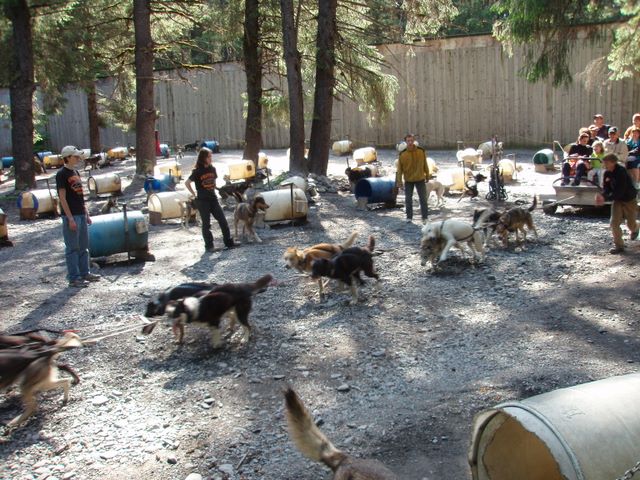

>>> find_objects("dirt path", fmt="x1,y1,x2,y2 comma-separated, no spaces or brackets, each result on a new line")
1,149,639,480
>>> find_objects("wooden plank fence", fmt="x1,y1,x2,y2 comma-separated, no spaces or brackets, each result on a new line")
1,28,638,155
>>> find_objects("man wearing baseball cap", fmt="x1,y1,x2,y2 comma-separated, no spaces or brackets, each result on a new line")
56,145,101,287
595,153,638,254
603,126,628,165
592,114,611,141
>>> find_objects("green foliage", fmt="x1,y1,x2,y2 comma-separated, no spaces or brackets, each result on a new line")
492,0,633,85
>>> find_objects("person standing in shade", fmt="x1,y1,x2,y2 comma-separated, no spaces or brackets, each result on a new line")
185,147,235,252
595,153,638,254
56,146,101,287
396,134,429,223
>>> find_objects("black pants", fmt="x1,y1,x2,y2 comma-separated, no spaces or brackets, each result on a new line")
562,161,587,185
196,197,233,248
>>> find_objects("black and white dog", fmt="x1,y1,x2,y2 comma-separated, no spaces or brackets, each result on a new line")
145,282,218,317
167,274,274,348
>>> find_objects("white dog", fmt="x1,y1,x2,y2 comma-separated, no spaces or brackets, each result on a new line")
421,213,489,265
426,180,445,208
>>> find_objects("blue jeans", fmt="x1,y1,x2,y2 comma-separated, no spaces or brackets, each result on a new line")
405,181,429,220
62,215,90,282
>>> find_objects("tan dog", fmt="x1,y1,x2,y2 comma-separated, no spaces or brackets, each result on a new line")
284,388,398,480
283,232,357,298
495,196,538,247
426,179,445,207
0,332,82,427
234,195,269,243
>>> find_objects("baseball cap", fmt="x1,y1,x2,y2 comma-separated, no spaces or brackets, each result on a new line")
60,145,84,158
608,126,618,134
593,114,604,119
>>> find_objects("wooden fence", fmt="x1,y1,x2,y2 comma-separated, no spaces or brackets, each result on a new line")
1,28,639,156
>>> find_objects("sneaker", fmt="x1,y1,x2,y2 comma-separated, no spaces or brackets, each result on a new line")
631,230,639,241
69,279,89,288
609,246,625,254
83,273,101,282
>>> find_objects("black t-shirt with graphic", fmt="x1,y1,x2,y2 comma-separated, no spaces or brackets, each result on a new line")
188,165,218,200
56,166,85,215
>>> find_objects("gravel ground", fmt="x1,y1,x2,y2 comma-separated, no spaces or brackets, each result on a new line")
1,148,639,480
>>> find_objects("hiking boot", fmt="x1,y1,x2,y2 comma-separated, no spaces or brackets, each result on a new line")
83,273,101,282
224,241,237,250
405,218,413,223
69,279,89,288
631,230,639,241
609,246,624,254
205,245,215,252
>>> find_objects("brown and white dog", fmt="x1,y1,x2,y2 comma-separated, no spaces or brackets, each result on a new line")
283,232,358,299
284,388,398,480
167,274,274,349
0,332,82,427
495,196,538,247
234,195,270,243
310,236,379,305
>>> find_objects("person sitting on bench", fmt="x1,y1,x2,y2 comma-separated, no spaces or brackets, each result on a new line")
562,132,593,186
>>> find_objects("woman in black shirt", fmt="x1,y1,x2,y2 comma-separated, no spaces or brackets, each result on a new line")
185,148,235,251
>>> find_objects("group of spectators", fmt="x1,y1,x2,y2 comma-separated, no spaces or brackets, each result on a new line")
562,113,640,187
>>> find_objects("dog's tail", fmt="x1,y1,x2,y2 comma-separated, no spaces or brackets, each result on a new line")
251,274,274,293
366,235,375,252
284,388,347,471
528,195,538,212
473,209,493,230
340,231,358,249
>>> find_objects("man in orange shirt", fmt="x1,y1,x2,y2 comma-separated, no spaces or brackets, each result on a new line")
396,134,429,223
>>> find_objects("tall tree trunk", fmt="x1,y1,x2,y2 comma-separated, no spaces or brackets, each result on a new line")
86,82,101,154
308,0,337,176
133,0,156,175
5,0,35,190
242,0,262,163
280,0,306,175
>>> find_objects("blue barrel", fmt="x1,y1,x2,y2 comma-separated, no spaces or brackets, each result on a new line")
533,149,555,165
354,177,397,204
2,156,14,168
89,211,149,258
159,143,170,157
36,151,53,162
201,140,220,153
144,174,175,194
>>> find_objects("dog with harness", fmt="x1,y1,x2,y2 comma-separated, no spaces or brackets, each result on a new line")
421,211,491,265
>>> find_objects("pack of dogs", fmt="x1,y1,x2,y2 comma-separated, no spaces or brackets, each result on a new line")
2,177,540,478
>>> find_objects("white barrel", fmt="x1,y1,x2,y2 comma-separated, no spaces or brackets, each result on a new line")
228,160,256,180
332,140,353,155
470,373,640,480
439,168,470,191
88,173,121,196
154,163,182,180
396,140,420,152
279,175,307,190
497,159,516,182
457,148,483,168
44,154,64,168
427,157,439,176
258,152,269,169
19,190,58,213
260,188,308,222
353,146,377,165
107,146,128,159
147,191,191,220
